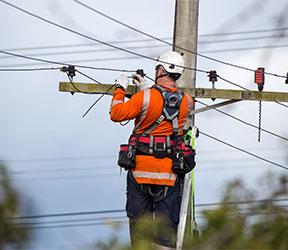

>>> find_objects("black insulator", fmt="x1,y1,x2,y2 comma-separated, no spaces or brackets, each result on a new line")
136,69,146,77
258,84,264,92
208,70,217,83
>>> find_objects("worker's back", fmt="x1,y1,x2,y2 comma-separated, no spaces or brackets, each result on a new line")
110,83,193,186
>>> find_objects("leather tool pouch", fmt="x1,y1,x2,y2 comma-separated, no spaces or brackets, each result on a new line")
118,144,136,170
172,145,196,176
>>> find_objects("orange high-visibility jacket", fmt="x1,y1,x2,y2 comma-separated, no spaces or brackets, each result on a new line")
110,83,193,186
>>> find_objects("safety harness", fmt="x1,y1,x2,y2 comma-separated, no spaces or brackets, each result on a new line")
129,85,184,158
118,85,195,174
117,85,195,201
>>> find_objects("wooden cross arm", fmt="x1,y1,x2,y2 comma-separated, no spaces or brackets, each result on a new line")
59,82,288,102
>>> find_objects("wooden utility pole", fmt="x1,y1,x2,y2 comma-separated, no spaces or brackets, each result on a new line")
173,0,199,249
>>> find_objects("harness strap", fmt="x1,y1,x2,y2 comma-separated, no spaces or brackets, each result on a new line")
142,114,165,136
172,117,179,134
149,135,154,154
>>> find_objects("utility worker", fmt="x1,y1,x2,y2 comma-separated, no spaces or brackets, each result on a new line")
110,51,195,249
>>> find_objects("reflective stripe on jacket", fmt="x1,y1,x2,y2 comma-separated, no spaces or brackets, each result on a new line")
110,83,193,186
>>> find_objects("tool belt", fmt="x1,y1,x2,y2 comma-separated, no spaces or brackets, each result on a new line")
118,134,196,174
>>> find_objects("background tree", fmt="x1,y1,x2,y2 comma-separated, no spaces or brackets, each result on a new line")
0,161,30,249
95,172,288,250
184,172,288,250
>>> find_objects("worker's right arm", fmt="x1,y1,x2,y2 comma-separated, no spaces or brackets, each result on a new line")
110,88,144,122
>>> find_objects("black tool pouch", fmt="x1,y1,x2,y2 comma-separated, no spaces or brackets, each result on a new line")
172,145,196,176
118,144,136,170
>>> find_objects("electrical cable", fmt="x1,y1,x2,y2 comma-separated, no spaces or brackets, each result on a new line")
72,0,287,79
16,204,288,228
21,220,127,230
75,69,102,84
275,101,288,109
0,1,287,80
82,84,116,117
0,50,136,73
0,44,166,60
5,198,288,221
2,26,288,53
200,130,288,171
19,215,127,226
3,42,288,70
0,66,61,71
67,74,88,94
5,209,126,220
1,34,288,61
217,75,250,91
120,120,130,126
3,43,288,68
217,75,288,111
0,0,207,74
197,100,288,142
9,160,281,176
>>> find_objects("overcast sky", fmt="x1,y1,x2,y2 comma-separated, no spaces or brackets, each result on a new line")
1,0,288,249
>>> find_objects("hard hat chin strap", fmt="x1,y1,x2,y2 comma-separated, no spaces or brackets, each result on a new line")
156,72,169,82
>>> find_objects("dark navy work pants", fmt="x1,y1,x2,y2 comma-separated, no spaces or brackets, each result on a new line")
126,171,183,248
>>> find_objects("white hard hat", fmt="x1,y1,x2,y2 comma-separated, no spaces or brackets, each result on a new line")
156,51,185,76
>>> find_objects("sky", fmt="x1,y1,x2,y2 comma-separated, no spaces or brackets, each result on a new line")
1,0,288,249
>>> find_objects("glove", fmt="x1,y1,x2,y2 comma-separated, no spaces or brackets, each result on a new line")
115,75,129,90
132,74,154,90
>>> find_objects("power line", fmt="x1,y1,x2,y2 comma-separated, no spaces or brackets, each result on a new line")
200,27,288,37
0,1,286,79
23,220,127,230
20,215,127,227
5,209,125,220
2,40,288,64
200,131,288,171
0,66,61,71
5,198,288,221
0,0,207,74
2,26,288,53
0,50,137,73
3,42,288,71
201,43,288,54
10,156,285,175
72,0,287,79
197,100,288,142
16,205,288,230
0,44,165,60
3,146,282,164
275,101,288,109
217,75,288,111
1,34,288,60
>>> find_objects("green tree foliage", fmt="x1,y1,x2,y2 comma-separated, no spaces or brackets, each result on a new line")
0,161,30,249
96,172,288,250
184,172,288,250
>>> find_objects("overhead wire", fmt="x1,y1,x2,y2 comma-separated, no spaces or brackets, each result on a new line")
72,0,287,79
2,43,288,69
0,66,61,71
0,1,287,84
3,42,288,70
5,197,288,221
0,50,137,73
217,74,288,111
0,0,207,74
15,204,288,229
1,34,288,60
1,26,288,53
197,100,288,142
200,130,288,171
